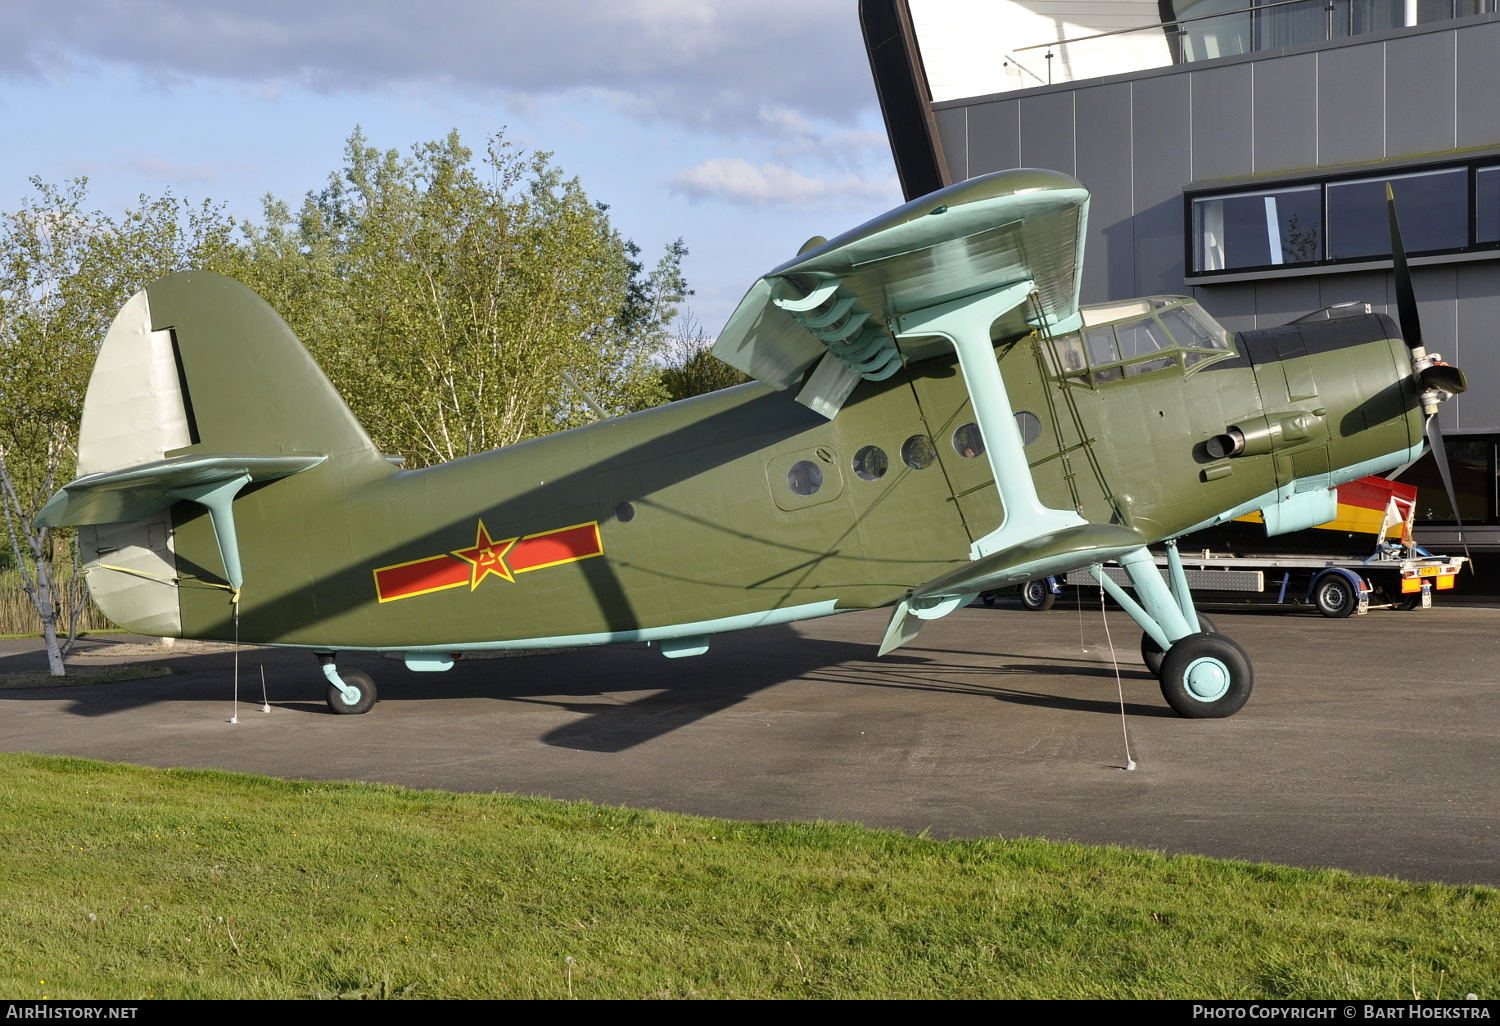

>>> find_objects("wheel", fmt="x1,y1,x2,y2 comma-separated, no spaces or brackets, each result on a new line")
1312,573,1360,618
1020,579,1057,611
1158,633,1253,719
326,669,377,715
1393,591,1422,611
982,591,997,607
1140,613,1216,678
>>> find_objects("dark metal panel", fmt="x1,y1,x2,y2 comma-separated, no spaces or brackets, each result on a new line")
966,99,1020,178
859,0,951,199
1132,75,1191,295
1455,263,1500,431
1018,91,1076,176
1190,63,1253,183
1253,277,1321,329
1317,42,1386,166
933,106,969,182
1133,74,1191,208
1386,30,1457,157
1194,282,1258,334
1074,83,1135,303
1457,20,1500,149
1251,54,1318,174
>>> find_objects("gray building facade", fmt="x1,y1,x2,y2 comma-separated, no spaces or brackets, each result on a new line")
863,1,1500,545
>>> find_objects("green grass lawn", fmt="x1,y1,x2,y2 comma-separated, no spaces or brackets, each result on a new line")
0,753,1493,1000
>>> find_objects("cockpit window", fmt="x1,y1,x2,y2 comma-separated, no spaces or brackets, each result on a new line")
1050,297,1234,387
1159,306,1230,352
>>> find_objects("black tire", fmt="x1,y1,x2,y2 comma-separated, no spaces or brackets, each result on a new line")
1158,633,1254,719
1020,579,1057,611
982,591,997,607
1312,573,1360,618
326,668,377,715
1393,591,1422,611
1140,613,1217,678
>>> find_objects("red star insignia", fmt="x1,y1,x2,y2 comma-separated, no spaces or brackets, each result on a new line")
452,520,517,589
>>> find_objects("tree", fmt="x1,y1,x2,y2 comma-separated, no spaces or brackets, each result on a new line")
0,179,234,674
659,313,749,402
230,130,690,466
0,130,691,661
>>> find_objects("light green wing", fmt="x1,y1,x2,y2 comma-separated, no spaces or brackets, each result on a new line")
711,168,1090,416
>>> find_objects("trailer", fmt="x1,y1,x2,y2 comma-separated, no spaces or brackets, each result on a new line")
1002,476,1468,617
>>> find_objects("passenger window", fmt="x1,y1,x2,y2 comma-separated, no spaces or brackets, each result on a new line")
952,423,985,458
1015,411,1042,446
787,461,823,496
902,435,936,470
852,445,888,481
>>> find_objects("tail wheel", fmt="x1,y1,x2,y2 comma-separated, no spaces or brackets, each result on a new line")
1020,579,1057,611
1140,613,1216,679
326,669,377,715
1159,633,1253,718
1312,574,1360,618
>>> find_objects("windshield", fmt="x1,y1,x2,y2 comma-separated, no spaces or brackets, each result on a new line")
1050,298,1233,386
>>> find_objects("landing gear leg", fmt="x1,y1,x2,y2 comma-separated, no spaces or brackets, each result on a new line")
1091,542,1253,718
318,654,377,715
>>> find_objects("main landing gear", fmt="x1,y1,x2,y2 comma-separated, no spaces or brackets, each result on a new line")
1091,544,1254,718
318,654,378,715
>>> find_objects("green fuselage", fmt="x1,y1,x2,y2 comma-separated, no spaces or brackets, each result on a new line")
167,313,1421,652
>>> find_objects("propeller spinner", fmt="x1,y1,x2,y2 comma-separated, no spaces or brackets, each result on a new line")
1386,183,1471,558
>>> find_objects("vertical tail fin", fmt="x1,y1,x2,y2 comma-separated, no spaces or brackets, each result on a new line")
41,271,387,634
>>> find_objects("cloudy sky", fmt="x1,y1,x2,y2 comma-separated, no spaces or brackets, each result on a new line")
0,0,903,330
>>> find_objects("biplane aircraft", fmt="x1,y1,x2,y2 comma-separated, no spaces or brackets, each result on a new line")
38,169,1465,719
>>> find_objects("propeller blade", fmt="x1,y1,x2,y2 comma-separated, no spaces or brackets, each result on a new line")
1386,183,1423,352
1425,413,1471,562
1420,364,1469,395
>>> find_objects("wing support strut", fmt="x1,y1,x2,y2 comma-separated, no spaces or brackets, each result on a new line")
893,279,1086,560
1089,543,1198,652
167,474,252,594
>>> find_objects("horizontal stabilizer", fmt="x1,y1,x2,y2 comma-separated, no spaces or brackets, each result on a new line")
36,453,324,528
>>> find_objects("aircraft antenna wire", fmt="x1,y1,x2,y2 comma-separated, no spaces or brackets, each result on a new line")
1097,582,1137,771
230,600,240,724
1076,577,1087,652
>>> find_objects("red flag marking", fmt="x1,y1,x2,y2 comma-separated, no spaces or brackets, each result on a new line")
510,522,604,573
374,554,471,603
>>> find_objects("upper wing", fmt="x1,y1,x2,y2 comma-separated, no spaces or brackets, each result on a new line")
711,168,1090,416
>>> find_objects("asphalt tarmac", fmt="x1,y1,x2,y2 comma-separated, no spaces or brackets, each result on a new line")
2,598,1496,886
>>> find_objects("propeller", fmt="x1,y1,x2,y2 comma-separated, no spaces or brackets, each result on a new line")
1386,183,1471,560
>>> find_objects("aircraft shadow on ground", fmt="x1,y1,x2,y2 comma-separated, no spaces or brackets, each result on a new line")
1,623,1177,751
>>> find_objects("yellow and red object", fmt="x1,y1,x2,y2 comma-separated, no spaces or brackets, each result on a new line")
373,520,604,603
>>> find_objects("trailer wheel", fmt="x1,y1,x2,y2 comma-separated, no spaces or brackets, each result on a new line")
1159,633,1253,718
1393,592,1422,611
1020,579,1057,611
1140,613,1217,678
1312,573,1360,618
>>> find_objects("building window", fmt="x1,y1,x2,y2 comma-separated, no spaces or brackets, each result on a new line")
1397,436,1498,523
1194,185,1322,271
1326,168,1467,259
1189,160,1500,275
1477,167,1500,244
1167,0,1494,65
